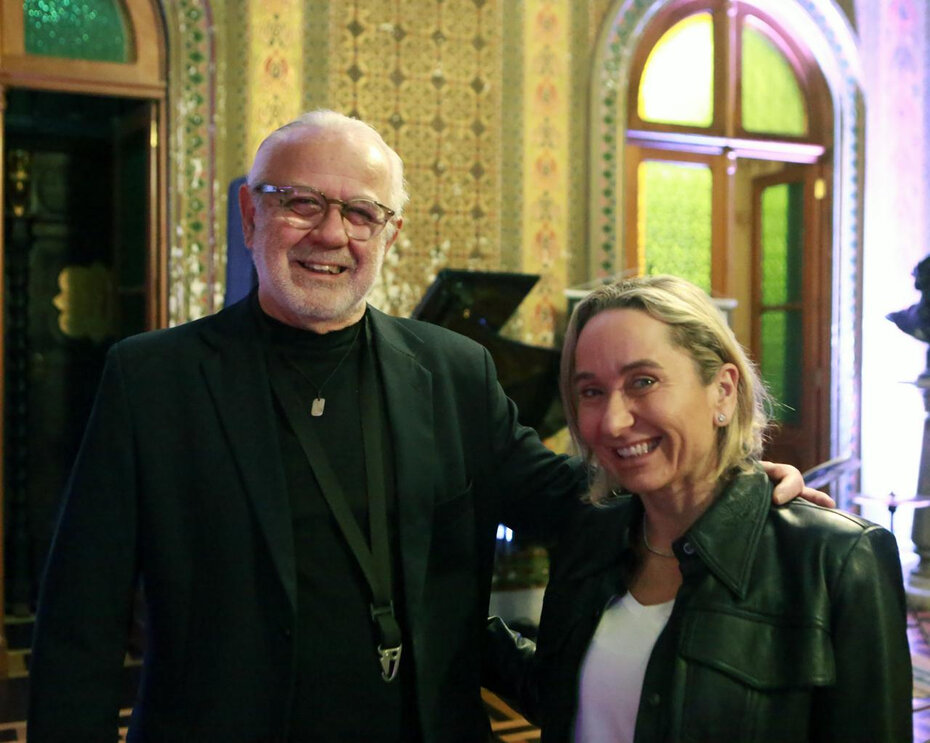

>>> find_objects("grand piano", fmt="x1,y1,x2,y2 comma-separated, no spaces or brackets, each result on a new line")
411,269,564,440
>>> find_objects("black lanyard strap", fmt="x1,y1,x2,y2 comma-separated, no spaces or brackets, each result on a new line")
268,319,402,682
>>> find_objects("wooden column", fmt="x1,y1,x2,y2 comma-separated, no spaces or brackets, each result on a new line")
0,83,8,678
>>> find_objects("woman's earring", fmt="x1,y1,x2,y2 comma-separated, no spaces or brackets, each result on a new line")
716,413,726,424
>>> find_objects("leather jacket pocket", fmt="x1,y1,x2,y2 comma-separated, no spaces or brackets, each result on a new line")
675,608,835,741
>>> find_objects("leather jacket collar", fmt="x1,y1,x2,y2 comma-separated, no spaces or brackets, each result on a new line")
680,468,772,600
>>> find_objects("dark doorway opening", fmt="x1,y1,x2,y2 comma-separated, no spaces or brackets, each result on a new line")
3,88,151,621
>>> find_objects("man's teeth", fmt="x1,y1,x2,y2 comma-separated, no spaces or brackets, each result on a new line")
300,261,343,274
615,440,657,458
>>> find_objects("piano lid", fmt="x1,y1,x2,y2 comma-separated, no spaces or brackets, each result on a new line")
411,269,540,334
411,269,564,439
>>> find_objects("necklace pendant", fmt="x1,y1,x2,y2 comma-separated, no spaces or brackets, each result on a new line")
311,397,326,417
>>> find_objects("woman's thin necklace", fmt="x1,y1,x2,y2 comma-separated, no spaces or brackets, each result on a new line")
283,321,362,417
641,514,676,558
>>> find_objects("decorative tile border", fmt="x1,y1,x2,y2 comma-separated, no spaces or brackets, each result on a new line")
301,0,330,110
519,0,571,346
246,0,304,162
163,0,221,324
500,3,525,274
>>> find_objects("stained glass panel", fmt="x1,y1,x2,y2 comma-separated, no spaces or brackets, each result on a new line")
760,310,802,424
637,160,712,291
760,182,804,304
741,21,806,136
23,0,130,63
639,13,713,128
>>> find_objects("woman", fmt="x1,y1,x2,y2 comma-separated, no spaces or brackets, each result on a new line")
485,275,911,742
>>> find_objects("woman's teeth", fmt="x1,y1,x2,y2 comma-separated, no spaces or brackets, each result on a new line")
615,440,658,458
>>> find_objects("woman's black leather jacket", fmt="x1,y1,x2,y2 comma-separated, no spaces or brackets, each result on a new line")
484,470,912,742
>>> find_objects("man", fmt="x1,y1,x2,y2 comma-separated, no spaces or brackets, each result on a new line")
28,110,817,742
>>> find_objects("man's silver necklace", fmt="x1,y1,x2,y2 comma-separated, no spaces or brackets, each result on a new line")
283,322,362,416
641,514,676,558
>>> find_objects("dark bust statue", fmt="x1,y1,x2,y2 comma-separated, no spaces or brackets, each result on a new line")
888,254,930,342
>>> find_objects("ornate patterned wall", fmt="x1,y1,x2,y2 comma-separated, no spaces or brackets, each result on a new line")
326,1,506,319
162,0,225,322
160,0,858,362
160,0,615,346
510,0,609,344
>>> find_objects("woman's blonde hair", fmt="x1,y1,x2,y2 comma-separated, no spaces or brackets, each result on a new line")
559,275,772,504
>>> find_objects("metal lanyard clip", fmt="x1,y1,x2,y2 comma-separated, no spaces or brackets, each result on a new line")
377,643,403,682
371,602,402,682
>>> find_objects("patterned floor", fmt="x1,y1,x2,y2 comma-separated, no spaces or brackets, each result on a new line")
3,614,930,742
0,693,530,743
910,611,930,742
484,688,540,742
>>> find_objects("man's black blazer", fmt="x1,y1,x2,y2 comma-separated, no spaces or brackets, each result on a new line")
28,296,583,742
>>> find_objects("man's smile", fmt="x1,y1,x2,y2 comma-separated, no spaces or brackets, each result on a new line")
294,259,348,275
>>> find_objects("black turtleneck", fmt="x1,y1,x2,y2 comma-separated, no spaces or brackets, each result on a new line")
253,297,418,742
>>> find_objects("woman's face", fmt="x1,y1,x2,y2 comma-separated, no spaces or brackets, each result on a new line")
572,308,734,502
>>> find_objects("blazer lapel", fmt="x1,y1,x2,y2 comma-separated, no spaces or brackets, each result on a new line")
369,309,436,625
194,303,437,618
198,300,296,610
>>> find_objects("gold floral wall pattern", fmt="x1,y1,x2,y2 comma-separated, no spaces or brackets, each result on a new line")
161,0,609,343
520,0,569,346
323,1,505,319
246,0,304,162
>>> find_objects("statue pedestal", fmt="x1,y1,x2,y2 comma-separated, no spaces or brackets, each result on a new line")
906,362,930,607
906,572,930,611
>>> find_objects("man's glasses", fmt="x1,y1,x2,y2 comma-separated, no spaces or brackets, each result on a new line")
254,183,396,241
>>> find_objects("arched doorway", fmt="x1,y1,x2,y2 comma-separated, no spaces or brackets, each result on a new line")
621,1,833,470
590,0,863,486
0,0,167,675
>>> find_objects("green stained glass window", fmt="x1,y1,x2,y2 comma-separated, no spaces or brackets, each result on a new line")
760,310,802,424
760,182,804,304
639,13,713,128
23,0,130,63
759,179,804,424
637,160,712,291
741,21,806,136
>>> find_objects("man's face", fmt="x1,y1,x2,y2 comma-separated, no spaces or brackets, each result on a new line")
239,126,402,333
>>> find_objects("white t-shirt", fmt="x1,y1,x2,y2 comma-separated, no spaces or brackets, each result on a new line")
572,593,675,743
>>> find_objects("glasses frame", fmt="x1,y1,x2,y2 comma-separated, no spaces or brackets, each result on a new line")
253,183,396,241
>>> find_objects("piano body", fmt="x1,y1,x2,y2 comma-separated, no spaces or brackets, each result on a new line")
411,269,564,441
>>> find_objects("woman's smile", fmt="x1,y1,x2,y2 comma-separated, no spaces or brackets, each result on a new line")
574,308,724,504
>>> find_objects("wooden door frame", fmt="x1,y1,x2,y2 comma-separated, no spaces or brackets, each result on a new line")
0,0,167,677
750,162,831,470
0,0,165,98
0,87,6,678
